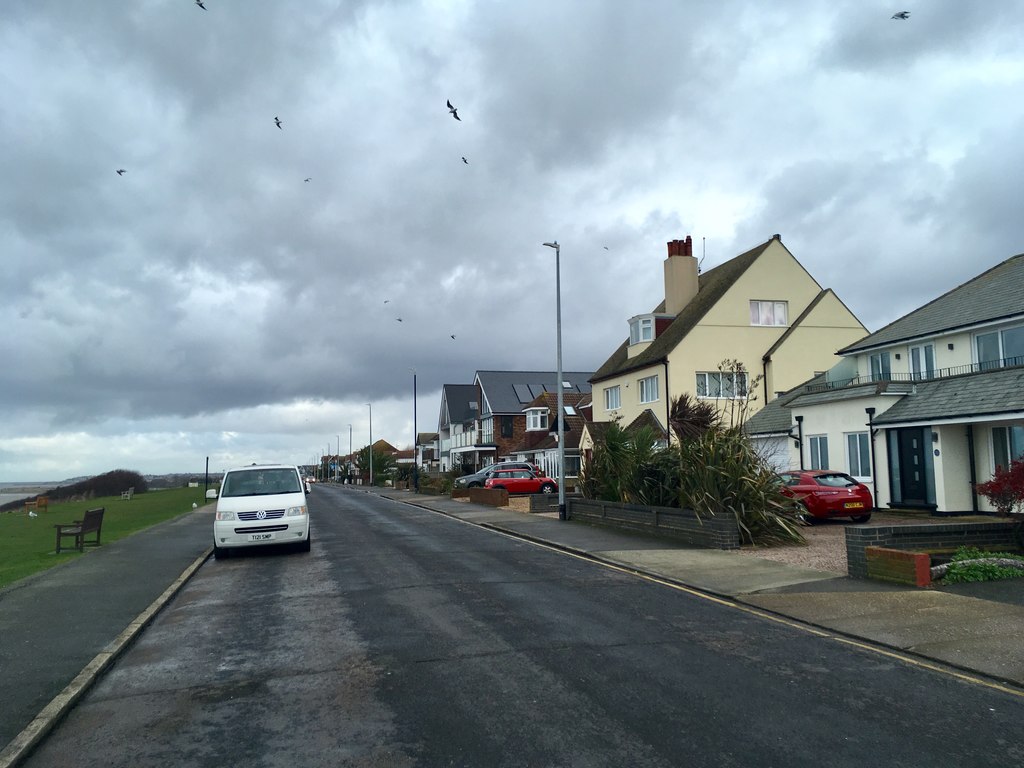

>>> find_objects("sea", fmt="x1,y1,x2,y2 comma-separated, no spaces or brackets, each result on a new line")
0,481,59,506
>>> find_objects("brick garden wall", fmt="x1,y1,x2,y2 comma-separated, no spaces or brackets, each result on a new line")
865,547,932,586
567,498,741,550
846,521,1021,579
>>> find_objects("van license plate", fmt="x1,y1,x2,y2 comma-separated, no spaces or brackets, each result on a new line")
250,533,273,541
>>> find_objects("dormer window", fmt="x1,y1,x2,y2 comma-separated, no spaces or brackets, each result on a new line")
526,408,549,431
629,315,654,345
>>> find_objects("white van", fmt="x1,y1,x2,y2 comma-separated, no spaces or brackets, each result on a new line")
212,464,310,559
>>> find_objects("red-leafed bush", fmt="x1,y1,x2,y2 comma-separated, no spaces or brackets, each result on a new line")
975,458,1024,516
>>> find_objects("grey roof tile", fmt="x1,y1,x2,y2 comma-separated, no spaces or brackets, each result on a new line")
475,370,593,415
872,365,1024,424
840,253,1024,354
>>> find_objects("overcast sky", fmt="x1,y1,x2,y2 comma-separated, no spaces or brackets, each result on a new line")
4,1,1024,480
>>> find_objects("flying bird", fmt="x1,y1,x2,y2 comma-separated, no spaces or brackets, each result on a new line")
450,334,456,340
396,317,403,322
196,0,206,9
116,169,126,176
603,246,609,250
304,177,311,182
383,299,390,304
274,116,282,129
891,11,910,19
447,99,460,121
461,156,469,164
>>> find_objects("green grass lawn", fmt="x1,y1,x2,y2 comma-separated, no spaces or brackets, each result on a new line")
0,487,212,590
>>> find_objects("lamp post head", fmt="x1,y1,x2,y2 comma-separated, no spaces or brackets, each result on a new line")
542,241,559,251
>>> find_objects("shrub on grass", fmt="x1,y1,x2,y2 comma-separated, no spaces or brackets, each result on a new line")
938,546,1024,584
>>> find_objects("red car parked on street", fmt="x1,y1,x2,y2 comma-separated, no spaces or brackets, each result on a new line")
777,470,873,523
484,469,558,495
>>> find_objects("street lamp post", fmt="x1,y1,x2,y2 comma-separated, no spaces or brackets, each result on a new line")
543,241,567,520
411,368,419,493
347,424,353,483
336,435,340,482
367,403,373,486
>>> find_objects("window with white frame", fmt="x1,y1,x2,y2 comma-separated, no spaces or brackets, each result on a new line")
695,371,749,399
869,352,891,381
526,408,548,431
563,455,582,478
976,325,1024,371
604,385,621,411
809,435,829,470
629,316,655,345
847,432,871,478
749,300,788,327
993,425,1024,470
910,344,935,380
638,375,659,403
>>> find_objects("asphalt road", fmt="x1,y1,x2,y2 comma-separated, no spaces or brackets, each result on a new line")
22,486,1024,767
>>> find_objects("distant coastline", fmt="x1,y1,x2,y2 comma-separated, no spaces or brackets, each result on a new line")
0,482,58,506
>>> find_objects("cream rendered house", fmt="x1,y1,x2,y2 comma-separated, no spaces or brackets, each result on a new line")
589,235,868,434
746,251,1024,514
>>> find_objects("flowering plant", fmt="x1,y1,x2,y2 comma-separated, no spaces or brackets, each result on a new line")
975,458,1024,516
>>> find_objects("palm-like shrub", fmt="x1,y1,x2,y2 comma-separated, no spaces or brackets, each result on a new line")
676,426,804,546
582,382,804,546
579,423,678,507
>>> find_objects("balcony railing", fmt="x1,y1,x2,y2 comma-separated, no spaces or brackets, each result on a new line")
806,355,1024,393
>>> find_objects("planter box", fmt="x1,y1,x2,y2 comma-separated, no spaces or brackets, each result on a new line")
847,520,1021,579
567,498,740,550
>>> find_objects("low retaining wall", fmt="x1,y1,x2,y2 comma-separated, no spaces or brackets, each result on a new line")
846,520,1021,579
567,498,741,550
865,547,932,586
527,495,561,513
465,487,508,507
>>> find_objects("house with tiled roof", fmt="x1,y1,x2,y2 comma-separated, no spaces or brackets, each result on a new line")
508,391,590,487
744,251,1024,514
589,234,867,435
437,371,593,473
437,384,480,472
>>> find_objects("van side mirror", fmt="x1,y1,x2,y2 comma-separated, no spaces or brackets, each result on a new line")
206,488,218,499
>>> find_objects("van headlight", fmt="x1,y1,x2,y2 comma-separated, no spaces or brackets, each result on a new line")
286,505,307,517
215,510,235,521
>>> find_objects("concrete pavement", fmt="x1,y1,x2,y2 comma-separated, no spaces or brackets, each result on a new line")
3,488,1023,766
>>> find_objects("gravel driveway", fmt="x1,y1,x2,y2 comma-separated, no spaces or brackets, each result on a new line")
729,512,966,575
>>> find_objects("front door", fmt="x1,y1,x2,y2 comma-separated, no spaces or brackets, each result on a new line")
897,428,928,505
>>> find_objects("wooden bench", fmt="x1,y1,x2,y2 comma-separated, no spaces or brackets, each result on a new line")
54,507,105,554
24,496,49,514
121,487,135,501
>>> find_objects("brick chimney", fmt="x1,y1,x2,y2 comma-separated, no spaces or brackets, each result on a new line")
664,236,698,315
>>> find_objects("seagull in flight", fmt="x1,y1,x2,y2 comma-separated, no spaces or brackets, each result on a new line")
461,157,468,164
304,177,311,182
396,317,403,322
450,334,456,340
274,116,283,129
116,169,126,176
603,246,609,250
891,11,910,19
447,99,461,121
196,0,206,9
383,299,390,304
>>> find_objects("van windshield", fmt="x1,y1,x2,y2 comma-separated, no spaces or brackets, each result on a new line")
222,469,301,497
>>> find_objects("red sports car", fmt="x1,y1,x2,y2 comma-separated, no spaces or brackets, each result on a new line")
484,469,557,495
777,470,873,523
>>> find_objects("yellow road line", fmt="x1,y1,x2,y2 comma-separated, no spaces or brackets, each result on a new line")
477,520,1024,699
